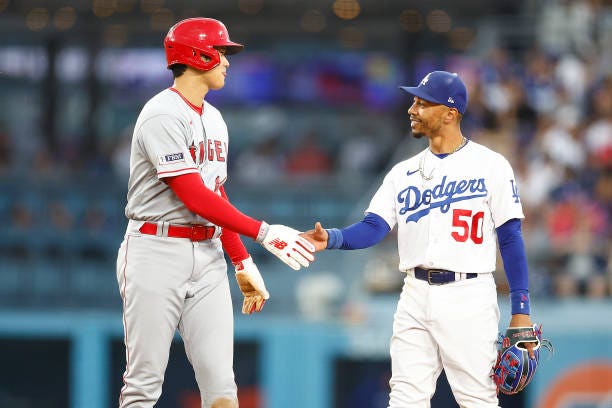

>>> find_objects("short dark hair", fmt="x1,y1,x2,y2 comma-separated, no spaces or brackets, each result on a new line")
169,64,187,78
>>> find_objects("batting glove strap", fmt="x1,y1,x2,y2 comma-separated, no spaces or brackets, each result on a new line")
255,221,269,243
259,224,315,270
234,257,269,298
234,256,257,273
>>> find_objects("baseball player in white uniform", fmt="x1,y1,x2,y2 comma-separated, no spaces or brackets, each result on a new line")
115,18,314,408
303,71,536,407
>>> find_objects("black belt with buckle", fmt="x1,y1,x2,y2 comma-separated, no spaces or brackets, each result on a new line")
414,267,477,285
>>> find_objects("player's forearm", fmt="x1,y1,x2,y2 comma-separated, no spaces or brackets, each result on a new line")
220,228,250,264
165,173,262,239
326,212,390,250
497,218,530,315
218,186,250,264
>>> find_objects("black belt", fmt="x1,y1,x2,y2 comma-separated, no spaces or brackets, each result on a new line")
414,267,477,285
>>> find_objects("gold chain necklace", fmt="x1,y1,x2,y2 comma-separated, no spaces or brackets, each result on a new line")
419,136,467,181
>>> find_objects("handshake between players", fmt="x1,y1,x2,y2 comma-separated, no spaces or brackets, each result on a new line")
238,221,324,315
232,221,316,315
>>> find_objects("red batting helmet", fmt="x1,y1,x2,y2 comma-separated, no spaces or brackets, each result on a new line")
164,18,244,72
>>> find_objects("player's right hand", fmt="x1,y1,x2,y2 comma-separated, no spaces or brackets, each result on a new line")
300,222,329,252
256,222,315,270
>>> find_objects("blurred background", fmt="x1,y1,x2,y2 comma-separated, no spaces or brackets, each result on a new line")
0,0,610,407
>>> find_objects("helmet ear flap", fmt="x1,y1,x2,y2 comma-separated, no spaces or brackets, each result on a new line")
195,48,219,71
199,51,213,63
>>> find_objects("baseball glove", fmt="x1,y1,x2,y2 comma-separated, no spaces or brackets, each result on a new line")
492,324,553,395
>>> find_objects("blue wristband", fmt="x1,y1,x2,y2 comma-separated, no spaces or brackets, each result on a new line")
326,228,343,249
510,290,530,315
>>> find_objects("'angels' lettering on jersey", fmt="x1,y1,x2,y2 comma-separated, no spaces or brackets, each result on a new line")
188,139,228,166
398,176,488,223
207,139,227,162
189,141,205,165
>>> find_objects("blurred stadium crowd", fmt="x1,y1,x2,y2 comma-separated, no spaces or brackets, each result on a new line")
0,0,609,311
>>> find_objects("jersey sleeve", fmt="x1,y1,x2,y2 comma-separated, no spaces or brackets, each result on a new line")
488,156,525,227
137,114,199,179
365,171,397,230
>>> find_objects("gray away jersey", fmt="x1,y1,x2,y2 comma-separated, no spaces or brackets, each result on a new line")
125,88,229,225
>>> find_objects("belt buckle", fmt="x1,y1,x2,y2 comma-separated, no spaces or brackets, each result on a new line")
190,225,206,241
427,269,444,285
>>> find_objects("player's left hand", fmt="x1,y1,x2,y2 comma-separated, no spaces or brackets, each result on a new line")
493,321,553,394
234,257,269,314
509,313,536,359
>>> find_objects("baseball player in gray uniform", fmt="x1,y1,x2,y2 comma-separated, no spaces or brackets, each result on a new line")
115,18,315,408
302,71,537,407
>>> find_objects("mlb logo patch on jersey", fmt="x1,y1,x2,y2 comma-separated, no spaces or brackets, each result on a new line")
159,152,185,165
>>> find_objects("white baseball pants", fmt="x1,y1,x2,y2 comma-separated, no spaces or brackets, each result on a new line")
388,272,501,408
116,230,237,408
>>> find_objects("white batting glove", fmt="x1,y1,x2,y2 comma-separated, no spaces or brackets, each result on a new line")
234,257,269,315
256,222,315,270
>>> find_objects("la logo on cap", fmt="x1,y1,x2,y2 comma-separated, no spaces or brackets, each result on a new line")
399,70,468,114
420,73,432,85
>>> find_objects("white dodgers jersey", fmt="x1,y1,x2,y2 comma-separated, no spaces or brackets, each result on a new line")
125,88,229,225
366,141,524,273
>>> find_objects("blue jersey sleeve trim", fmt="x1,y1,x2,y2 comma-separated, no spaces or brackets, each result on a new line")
497,218,530,315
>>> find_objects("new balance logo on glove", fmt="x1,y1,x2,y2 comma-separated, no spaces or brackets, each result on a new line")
257,222,315,270
270,238,288,250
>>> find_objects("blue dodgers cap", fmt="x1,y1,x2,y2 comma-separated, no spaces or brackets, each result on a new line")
400,71,468,114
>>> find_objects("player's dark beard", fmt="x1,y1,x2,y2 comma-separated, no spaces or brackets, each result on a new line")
409,116,425,139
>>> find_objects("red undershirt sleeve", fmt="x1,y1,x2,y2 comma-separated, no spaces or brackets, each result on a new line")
218,186,250,264
165,173,262,240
